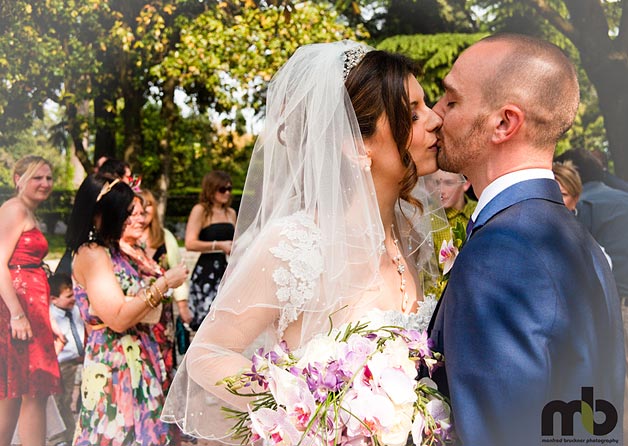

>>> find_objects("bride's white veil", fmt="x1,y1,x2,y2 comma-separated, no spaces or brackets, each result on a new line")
162,40,448,441
225,40,386,324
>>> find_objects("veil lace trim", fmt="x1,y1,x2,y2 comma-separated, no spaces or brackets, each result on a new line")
269,212,324,335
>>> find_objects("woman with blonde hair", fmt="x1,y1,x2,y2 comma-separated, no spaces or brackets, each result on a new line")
137,189,191,377
184,171,236,330
0,155,60,446
552,160,583,212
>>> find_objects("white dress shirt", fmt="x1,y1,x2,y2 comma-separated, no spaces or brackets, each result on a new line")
471,168,555,222
50,304,85,363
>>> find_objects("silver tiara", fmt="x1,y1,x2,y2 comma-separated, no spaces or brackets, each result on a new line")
343,45,370,80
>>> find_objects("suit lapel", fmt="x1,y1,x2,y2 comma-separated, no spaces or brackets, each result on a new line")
469,178,563,239
428,178,563,344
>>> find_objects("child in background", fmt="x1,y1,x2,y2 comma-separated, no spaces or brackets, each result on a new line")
48,273,84,446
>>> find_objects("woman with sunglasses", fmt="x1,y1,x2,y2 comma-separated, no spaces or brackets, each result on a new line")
184,171,237,331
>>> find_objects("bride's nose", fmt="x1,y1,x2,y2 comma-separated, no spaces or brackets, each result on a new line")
427,108,442,132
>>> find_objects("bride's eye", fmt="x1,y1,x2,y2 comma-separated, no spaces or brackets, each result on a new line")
412,112,419,122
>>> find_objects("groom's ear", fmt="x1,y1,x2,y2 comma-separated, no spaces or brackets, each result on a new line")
490,104,524,144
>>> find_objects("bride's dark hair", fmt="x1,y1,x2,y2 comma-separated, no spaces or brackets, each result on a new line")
345,50,422,212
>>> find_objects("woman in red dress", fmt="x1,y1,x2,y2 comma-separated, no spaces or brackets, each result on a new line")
0,155,61,446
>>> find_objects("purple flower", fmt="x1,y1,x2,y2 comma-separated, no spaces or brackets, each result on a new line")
405,330,432,358
304,361,346,402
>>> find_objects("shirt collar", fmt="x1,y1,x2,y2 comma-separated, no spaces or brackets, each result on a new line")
471,168,554,222
50,304,72,317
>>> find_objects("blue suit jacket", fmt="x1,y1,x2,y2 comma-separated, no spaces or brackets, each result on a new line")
428,179,624,445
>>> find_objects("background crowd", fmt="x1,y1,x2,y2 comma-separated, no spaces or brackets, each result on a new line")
0,155,236,446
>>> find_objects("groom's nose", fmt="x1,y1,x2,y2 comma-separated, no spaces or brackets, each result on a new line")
433,97,446,118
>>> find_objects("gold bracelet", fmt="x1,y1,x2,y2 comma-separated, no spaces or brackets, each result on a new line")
148,289,160,308
11,313,25,321
153,282,165,301
140,289,152,308
142,288,158,309
140,291,150,308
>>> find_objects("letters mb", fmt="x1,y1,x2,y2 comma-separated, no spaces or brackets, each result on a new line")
542,387,618,436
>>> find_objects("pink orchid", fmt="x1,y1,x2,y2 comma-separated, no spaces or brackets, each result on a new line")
439,239,459,275
345,388,396,438
249,407,302,446
268,364,317,431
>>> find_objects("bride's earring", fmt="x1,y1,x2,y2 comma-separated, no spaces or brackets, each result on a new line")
362,151,372,172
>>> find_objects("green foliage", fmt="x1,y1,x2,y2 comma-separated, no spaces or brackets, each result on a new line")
377,33,487,102
155,2,365,119
139,103,254,191
0,0,104,144
0,119,73,189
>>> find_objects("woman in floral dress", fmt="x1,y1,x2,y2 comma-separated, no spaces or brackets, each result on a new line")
65,174,188,446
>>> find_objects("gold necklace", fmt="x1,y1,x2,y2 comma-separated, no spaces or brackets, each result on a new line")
390,225,410,312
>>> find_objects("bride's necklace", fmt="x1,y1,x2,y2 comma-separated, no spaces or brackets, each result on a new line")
389,224,410,312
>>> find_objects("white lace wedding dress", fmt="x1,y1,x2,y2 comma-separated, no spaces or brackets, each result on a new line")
162,212,438,441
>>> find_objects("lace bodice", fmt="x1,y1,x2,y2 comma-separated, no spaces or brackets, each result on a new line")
359,296,438,333
266,212,437,335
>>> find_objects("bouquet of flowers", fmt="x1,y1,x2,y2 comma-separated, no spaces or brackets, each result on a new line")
220,319,454,446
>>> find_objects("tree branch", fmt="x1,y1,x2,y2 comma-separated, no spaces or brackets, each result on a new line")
563,0,613,53
524,0,578,42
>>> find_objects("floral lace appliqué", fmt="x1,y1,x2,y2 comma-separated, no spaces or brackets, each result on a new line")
269,213,323,336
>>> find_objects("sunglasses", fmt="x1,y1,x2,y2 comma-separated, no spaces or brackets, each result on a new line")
218,185,232,194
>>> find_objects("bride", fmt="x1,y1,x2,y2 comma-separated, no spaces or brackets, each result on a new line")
163,40,446,441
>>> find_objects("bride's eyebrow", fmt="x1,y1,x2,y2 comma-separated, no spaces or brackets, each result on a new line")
410,95,427,107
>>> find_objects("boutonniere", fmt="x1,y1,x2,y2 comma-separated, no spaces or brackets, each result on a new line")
425,221,468,300
438,239,459,275
438,221,466,275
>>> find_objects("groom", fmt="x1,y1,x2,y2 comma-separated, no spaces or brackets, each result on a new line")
428,33,625,445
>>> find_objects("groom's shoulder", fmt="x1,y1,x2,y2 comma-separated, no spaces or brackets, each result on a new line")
488,195,574,232
466,198,579,257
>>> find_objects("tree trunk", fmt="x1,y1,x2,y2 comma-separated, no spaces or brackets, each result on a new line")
156,77,178,221
530,0,628,179
94,92,117,161
567,2,628,180
121,81,145,170
66,102,91,173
